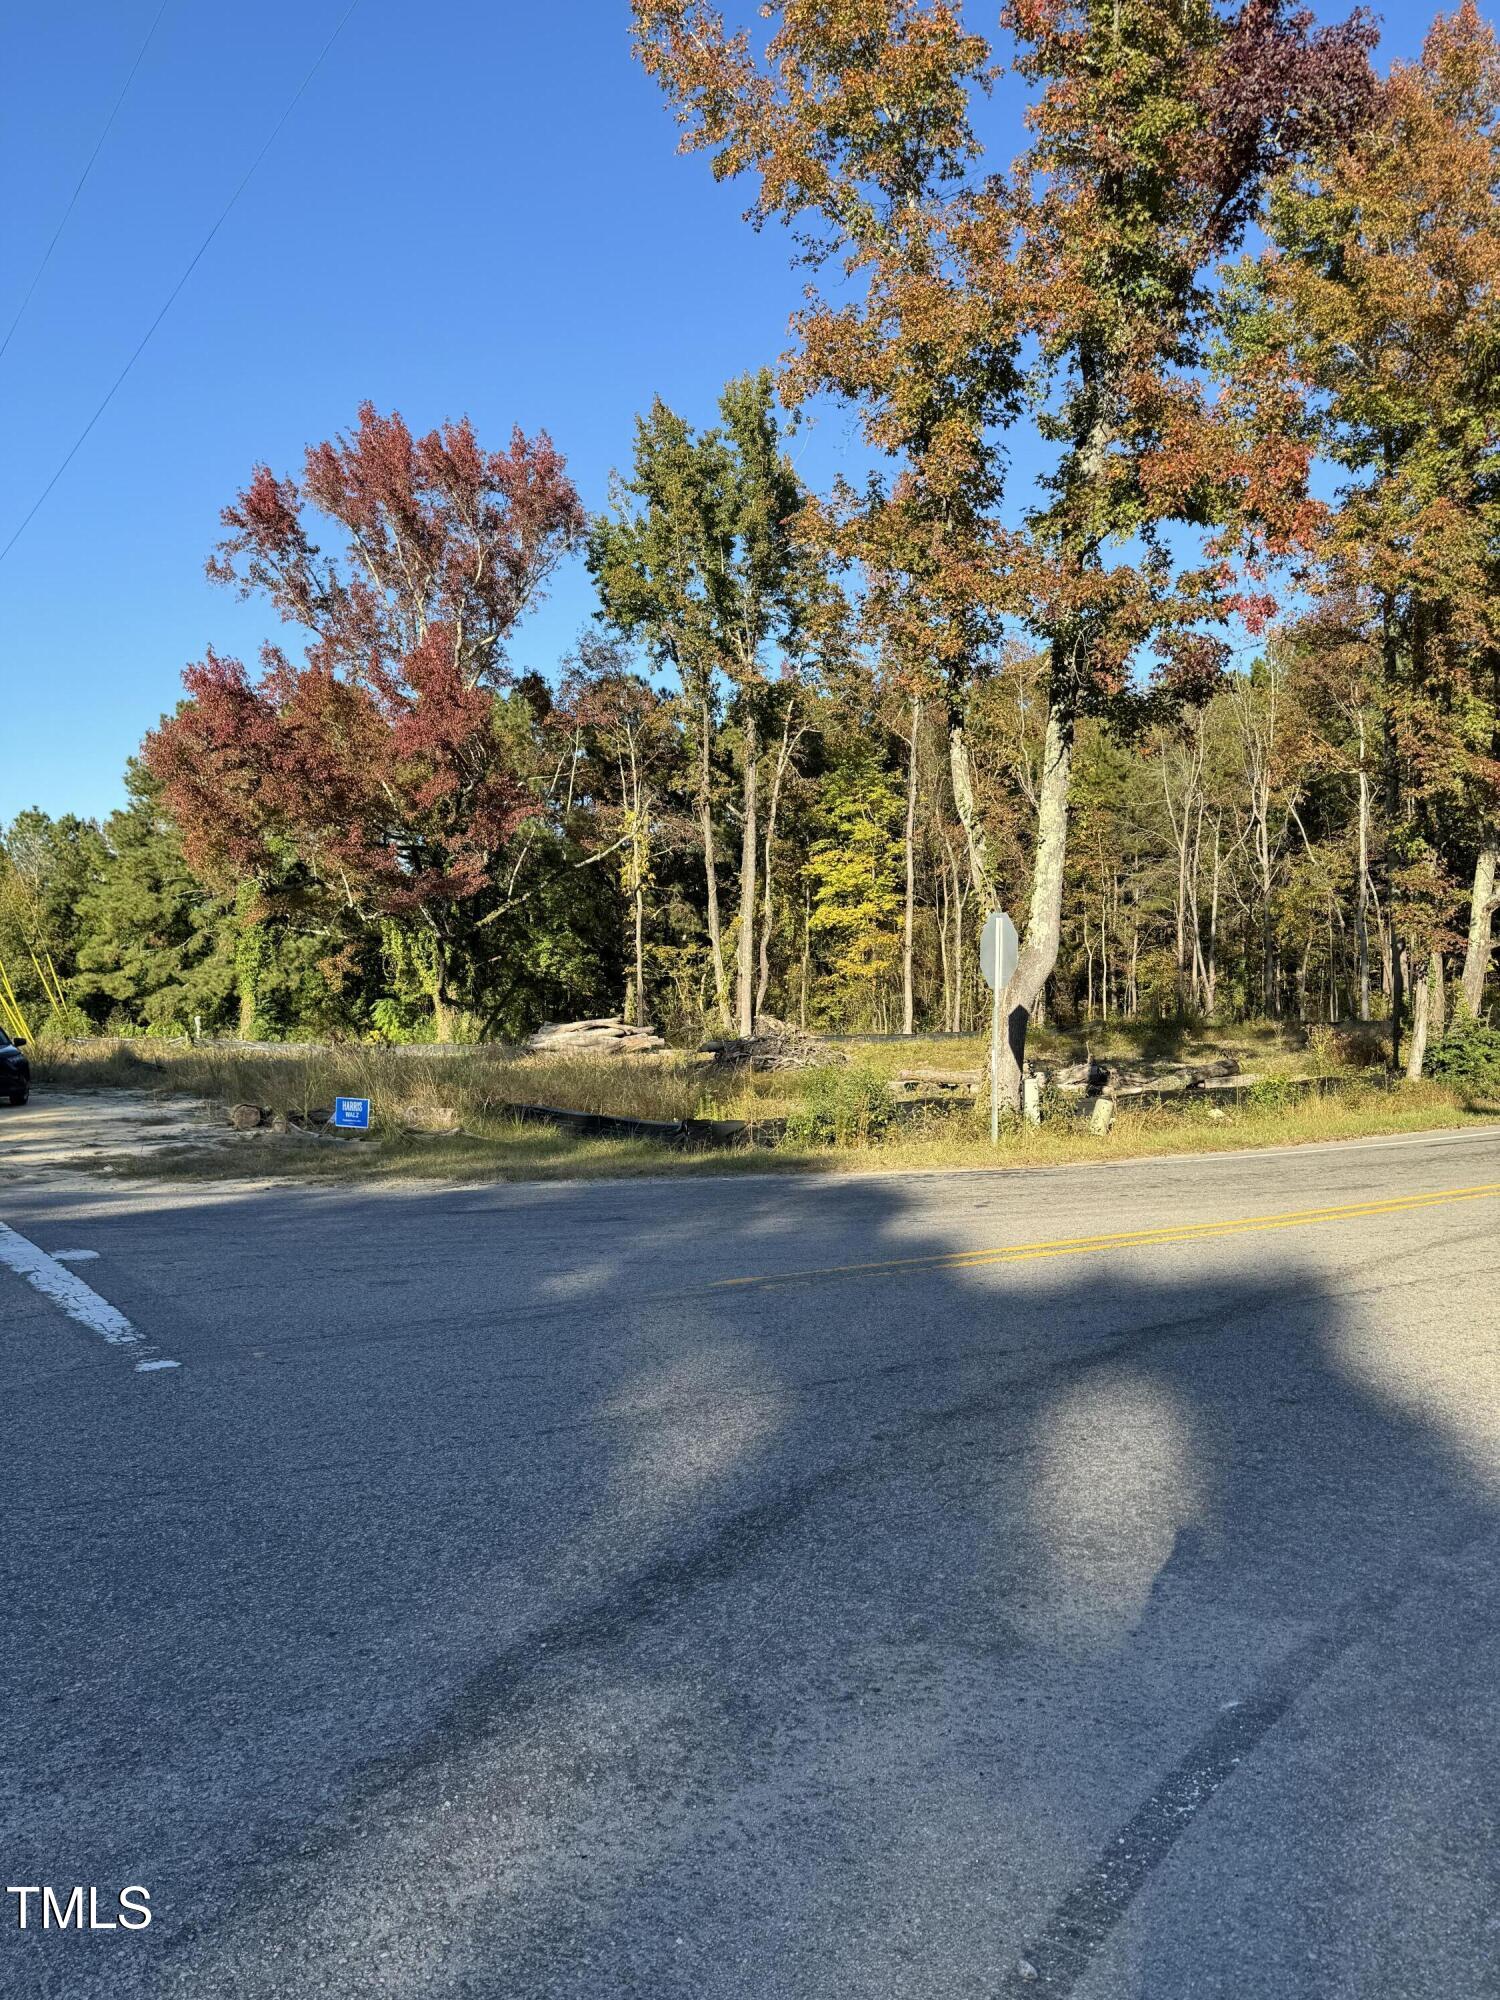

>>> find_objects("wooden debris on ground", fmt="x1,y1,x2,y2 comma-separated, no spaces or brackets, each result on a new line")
886,1067,979,1100
703,1016,844,1072
1050,1056,1242,1098
886,1053,1259,1122
526,1017,666,1057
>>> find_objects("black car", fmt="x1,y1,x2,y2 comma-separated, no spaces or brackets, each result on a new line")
0,1030,29,1105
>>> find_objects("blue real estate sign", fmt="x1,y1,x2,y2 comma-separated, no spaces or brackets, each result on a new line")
331,1096,371,1131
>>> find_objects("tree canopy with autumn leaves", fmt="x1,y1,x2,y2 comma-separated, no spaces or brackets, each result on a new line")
3,2,1498,1072
632,0,1378,1100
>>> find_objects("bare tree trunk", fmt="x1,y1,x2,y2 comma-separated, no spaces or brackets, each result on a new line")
936,863,952,1032
952,877,965,1032
999,700,1074,1112
1405,950,1434,1081
1391,933,1405,1074
799,883,811,1030
948,717,995,904
1101,891,1111,1022
1164,764,1189,1008
735,705,759,1036
902,695,921,1036
1376,899,1392,1001
624,742,650,1030
754,706,798,1022
1460,842,1498,1018
698,697,731,1030
632,878,647,1029
1355,734,1372,1022
1195,815,1221,1014
1430,950,1446,1039
1188,801,1204,1010
938,826,964,1032
1382,605,1403,1069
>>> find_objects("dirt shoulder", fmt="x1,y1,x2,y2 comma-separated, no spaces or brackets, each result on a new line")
0,1089,229,1182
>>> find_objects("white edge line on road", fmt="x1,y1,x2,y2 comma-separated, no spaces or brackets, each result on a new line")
0,1218,181,1370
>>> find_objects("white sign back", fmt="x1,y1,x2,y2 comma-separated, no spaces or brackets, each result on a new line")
980,911,1019,993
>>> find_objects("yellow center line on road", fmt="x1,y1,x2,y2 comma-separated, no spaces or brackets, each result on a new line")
711,1181,1500,1291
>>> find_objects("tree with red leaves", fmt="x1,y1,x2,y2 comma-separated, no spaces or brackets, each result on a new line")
145,403,583,1037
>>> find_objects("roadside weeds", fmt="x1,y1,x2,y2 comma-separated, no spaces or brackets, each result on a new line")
19,1072,1497,1188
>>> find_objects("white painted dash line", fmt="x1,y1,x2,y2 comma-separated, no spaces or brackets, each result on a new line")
52,1248,100,1263
0,1219,181,1371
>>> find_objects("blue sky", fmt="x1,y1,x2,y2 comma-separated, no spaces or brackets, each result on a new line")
1,0,1432,823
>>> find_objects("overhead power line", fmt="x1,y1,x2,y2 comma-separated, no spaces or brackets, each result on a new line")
0,0,364,570
0,0,175,367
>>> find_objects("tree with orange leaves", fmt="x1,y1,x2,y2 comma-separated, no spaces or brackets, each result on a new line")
631,0,1374,1103
1237,1,1500,1055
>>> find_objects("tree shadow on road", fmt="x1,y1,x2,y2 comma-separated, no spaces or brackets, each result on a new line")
6,1166,1500,2000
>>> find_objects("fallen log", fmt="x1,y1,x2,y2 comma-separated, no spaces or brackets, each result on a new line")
1052,1056,1241,1096
526,1017,665,1056
889,1067,981,1090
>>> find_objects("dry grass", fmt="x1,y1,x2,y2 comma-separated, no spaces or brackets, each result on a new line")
857,1078,1493,1172
32,1015,1336,1124
33,1037,794,1127
826,1016,1359,1080
31,1036,1497,1186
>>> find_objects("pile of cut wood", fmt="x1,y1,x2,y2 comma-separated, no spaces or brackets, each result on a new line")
1050,1056,1242,1098
886,1054,1249,1114
526,1017,665,1057
703,1016,843,1072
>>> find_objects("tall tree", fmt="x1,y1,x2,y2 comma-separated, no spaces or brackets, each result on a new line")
1240,2,1500,1043
589,373,816,1034
805,753,905,1027
0,809,107,1029
144,403,583,1037
631,0,1374,1102
561,641,681,1029
71,767,239,1035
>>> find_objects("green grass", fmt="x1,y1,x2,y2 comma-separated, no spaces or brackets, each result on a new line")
31,1034,1497,1186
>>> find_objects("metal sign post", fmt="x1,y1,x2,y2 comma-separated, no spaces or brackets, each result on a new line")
979,911,1019,1146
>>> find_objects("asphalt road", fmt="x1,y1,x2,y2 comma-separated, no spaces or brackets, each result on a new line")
3,1120,1500,1999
